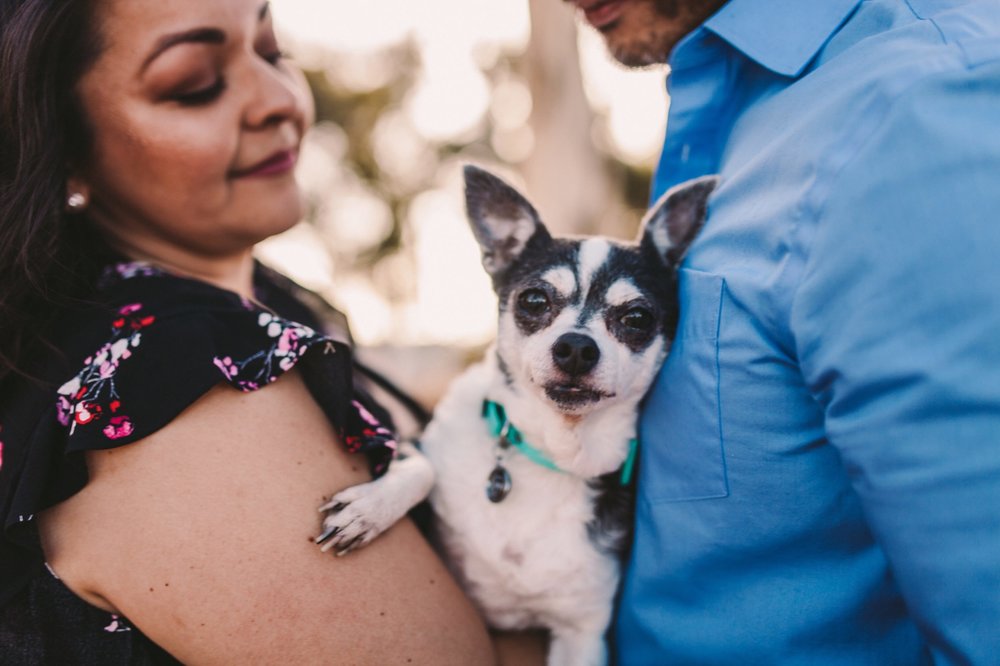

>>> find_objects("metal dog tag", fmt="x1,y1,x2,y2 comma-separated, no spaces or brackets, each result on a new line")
486,464,512,503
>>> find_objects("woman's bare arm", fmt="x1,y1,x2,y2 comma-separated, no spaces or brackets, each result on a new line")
38,371,494,664
493,630,548,665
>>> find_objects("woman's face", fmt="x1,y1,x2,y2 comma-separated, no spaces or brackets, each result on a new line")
75,0,311,262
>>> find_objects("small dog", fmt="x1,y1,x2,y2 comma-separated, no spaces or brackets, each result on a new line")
317,166,717,666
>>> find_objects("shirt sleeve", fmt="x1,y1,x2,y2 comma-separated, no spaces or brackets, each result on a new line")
790,62,1000,664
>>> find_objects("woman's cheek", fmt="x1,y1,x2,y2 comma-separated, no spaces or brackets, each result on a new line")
155,122,237,181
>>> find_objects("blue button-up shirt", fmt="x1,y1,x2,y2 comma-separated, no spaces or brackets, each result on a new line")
619,0,1000,663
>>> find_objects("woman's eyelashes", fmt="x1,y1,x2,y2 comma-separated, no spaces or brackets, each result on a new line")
174,78,227,106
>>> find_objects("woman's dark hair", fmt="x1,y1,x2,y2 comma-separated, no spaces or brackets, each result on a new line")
0,0,108,387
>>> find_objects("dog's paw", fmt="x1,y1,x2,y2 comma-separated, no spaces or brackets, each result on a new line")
314,449,434,557
314,483,388,556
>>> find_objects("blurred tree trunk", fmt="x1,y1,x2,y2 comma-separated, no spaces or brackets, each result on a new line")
520,0,611,235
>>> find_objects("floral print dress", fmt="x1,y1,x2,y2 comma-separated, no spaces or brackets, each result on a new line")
0,262,399,664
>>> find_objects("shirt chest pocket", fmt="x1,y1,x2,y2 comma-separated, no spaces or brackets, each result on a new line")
639,268,729,504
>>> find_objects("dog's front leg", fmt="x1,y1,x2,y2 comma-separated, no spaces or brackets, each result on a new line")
315,441,434,556
547,628,607,666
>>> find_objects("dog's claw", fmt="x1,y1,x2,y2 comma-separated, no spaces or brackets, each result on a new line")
316,480,395,556
319,526,351,553
318,499,347,513
315,525,340,545
335,535,365,557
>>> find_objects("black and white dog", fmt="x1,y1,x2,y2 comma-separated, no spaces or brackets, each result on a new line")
317,166,716,666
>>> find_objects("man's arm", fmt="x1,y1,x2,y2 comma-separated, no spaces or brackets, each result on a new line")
790,62,1000,664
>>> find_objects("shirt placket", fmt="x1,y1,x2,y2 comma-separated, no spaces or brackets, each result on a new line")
652,31,739,200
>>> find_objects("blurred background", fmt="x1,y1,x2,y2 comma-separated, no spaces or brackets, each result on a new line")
262,0,670,408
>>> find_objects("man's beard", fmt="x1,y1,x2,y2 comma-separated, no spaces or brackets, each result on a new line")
607,0,721,68
653,0,681,18
611,36,672,67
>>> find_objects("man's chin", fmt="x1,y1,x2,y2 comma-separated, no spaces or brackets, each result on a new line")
589,0,724,68
610,43,671,68
601,24,674,67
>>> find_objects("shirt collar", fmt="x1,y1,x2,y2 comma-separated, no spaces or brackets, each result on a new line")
702,0,863,77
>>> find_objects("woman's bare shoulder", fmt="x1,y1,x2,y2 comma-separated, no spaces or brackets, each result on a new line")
38,370,493,664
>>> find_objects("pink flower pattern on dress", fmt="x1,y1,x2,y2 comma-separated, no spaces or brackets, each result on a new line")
212,311,320,391
102,415,135,440
111,261,162,281
56,303,155,440
103,613,132,633
345,399,398,476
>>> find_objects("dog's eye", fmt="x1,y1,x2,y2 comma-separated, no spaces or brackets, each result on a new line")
517,289,550,316
620,307,654,331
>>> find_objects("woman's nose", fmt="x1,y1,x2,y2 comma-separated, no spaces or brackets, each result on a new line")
242,59,311,131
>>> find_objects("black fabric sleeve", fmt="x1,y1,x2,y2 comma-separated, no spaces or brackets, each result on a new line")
54,306,326,450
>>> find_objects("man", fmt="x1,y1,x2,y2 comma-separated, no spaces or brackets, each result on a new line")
562,0,1000,663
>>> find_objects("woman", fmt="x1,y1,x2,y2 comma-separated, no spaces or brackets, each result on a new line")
0,0,538,662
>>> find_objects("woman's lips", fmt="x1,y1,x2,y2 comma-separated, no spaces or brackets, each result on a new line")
232,149,297,178
581,0,626,30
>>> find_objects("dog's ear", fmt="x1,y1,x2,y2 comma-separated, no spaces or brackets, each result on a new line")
464,165,551,278
639,175,719,267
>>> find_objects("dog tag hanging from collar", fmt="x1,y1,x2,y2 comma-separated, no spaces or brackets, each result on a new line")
486,464,512,503
486,424,513,503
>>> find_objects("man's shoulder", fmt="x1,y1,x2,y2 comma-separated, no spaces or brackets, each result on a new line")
803,0,1000,167
904,0,1000,68
817,0,1000,82
736,0,1000,176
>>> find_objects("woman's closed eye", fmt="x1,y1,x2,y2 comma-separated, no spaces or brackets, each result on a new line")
171,49,287,107
173,78,227,106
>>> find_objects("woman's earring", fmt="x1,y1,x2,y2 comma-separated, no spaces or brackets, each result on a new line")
66,192,88,211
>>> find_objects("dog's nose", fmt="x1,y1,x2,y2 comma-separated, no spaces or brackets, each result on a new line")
552,333,600,376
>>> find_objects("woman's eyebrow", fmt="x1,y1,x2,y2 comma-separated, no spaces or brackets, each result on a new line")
140,28,225,73
139,3,270,75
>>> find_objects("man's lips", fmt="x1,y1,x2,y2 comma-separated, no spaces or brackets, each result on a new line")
232,149,298,178
574,0,626,30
